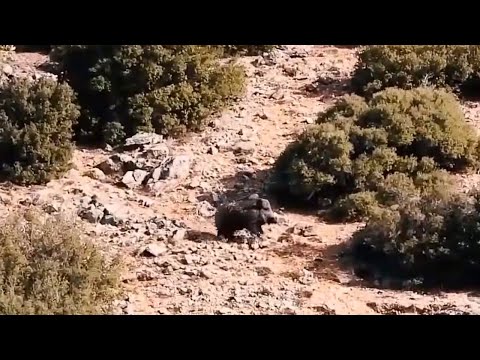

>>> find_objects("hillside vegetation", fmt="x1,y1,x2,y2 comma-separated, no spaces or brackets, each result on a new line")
270,87,479,221
1,45,480,314
351,45,480,98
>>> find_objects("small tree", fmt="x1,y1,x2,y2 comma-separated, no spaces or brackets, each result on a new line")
0,77,80,185
51,45,246,145
0,210,123,314
349,189,480,289
351,45,480,97
269,87,479,220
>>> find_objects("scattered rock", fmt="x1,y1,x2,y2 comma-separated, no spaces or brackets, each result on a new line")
270,89,285,100
207,146,218,155
299,269,315,285
233,141,255,155
182,254,195,265
301,226,316,237
138,198,153,207
287,48,309,58
249,241,260,250
290,224,316,237
112,154,137,172
262,52,280,66
199,269,213,279
155,258,181,270
238,127,255,139
256,267,273,276
160,155,191,180
150,166,163,182
96,158,119,175
121,169,149,189
275,214,288,225
142,143,169,159
42,202,61,214
144,216,188,241
172,228,187,242
79,195,93,206
139,243,168,257
96,154,138,175
137,270,157,281
283,65,297,77
0,194,12,205
123,132,164,150
84,168,106,181
100,213,123,226
197,201,216,218
79,205,104,224
2,64,13,76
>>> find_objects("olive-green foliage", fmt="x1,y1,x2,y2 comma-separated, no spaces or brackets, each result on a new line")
0,77,80,185
270,87,479,221
349,189,480,289
220,45,277,56
102,122,126,147
0,209,123,314
351,45,480,97
50,45,246,145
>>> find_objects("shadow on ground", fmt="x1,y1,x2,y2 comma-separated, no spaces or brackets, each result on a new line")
295,76,353,102
186,230,219,243
272,238,358,285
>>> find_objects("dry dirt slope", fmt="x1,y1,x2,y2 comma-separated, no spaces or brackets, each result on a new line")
2,45,480,315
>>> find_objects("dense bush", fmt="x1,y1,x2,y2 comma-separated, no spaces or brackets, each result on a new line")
349,189,480,289
0,77,80,185
0,209,122,314
220,45,277,56
50,45,246,145
351,45,480,98
269,87,479,221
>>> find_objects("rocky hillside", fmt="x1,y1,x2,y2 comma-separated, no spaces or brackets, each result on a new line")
1,45,480,315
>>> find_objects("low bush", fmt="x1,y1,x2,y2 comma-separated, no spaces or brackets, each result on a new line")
0,77,80,185
0,209,123,314
349,189,480,289
269,87,479,221
50,45,246,145
351,45,480,98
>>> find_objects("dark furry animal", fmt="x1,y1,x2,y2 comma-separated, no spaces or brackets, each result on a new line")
215,196,278,239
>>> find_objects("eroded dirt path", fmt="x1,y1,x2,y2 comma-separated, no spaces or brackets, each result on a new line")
2,45,480,314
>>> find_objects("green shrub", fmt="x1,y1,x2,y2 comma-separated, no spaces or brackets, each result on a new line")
220,45,277,56
0,209,123,314
50,45,246,145
269,87,479,221
0,77,80,185
351,45,480,97
349,189,480,289
102,121,126,147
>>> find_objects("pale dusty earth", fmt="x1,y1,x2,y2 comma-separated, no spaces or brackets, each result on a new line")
2,45,480,315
